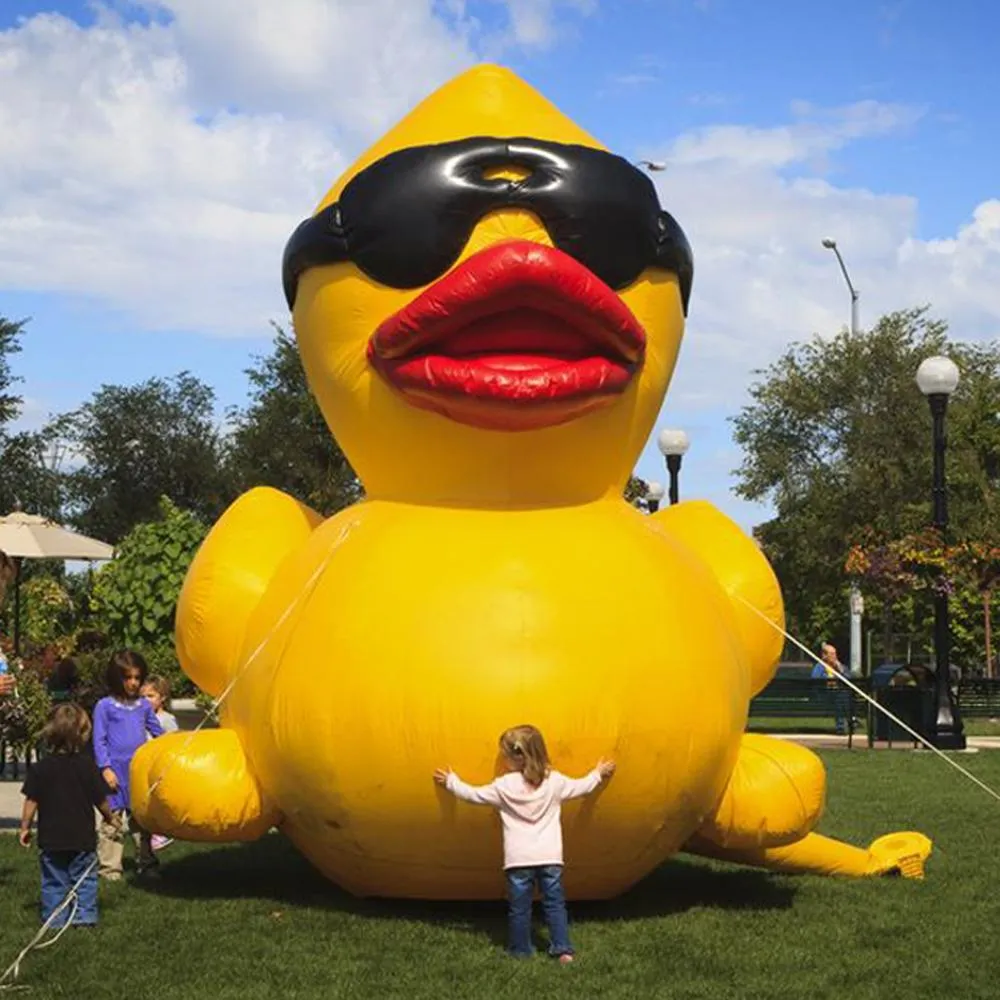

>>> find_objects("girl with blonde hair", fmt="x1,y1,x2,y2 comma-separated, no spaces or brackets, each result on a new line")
435,724,615,962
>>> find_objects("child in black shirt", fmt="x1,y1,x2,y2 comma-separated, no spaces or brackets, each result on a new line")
20,703,119,927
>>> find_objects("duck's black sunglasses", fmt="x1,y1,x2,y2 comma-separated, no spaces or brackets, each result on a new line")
282,136,694,313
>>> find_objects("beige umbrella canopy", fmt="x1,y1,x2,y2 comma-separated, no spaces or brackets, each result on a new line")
0,510,115,654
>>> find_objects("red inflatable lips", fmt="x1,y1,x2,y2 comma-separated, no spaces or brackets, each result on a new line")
367,241,646,431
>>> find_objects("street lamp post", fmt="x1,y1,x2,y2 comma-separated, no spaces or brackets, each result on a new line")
646,481,665,514
822,238,864,677
849,588,865,678
821,239,860,335
916,355,966,750
656,429,690,505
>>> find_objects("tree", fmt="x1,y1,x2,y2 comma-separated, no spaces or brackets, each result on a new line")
0,317,62,519
226,324,361,514
624,475,650,508
56,372,229,542
732,307,1000,659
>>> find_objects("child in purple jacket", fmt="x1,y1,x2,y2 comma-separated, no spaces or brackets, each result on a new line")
92,650,162,879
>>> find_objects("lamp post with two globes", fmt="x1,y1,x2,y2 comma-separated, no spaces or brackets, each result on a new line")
915,355,966,750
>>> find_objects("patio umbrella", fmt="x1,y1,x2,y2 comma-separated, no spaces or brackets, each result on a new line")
0,510,115,655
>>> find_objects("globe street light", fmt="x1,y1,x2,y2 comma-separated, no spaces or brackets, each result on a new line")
915,355,966,750
657,429,690,506
646,481,665,514
821,239,860,336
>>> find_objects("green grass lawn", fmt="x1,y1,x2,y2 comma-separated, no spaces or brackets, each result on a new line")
1,751,998,1000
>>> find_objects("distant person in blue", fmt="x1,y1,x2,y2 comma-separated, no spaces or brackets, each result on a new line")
811,642,850,735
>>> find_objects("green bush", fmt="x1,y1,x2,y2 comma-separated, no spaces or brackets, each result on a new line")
0,663,52,757
19,576,75,648
91,497,207,652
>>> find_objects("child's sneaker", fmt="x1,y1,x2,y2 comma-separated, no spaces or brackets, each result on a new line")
151,835,172,852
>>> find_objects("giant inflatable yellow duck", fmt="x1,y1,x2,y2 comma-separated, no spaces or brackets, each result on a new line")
131,65,931,899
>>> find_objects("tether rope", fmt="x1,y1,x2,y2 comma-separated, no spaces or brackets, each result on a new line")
0,519,360,992
735,594,1000,805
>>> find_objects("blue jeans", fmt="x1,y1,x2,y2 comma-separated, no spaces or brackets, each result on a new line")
833,689,851,734
505,865,573,958
40,851,98,927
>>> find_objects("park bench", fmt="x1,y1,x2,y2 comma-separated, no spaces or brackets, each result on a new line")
748,678,864,747
955,681,1000,719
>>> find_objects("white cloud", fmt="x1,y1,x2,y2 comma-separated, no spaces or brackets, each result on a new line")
0,1,596,335
491,0,597,48
130,0,477,131
668,101,923,170
0,9,360,334
637,99,1000,412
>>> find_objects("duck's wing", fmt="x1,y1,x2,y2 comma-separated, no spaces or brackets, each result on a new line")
650,500,785,696
176,486,324,697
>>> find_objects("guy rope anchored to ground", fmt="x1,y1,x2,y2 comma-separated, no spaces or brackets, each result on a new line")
735,594,1000,805
0,520,361,993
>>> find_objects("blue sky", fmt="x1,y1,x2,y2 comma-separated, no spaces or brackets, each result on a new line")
1,0,998,528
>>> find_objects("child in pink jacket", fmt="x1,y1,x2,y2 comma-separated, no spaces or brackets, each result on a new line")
434,724,615,962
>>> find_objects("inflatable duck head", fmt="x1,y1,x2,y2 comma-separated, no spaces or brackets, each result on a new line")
284,65,692,507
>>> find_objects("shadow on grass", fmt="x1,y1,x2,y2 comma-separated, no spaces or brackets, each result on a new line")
139,834,795,947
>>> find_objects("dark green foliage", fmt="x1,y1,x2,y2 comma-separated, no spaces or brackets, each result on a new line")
623,475,650,508
0,317,62,518
56,372,229,543
226,323,361,515
91,497,207,651
733,307,1000,664
0,662,51,756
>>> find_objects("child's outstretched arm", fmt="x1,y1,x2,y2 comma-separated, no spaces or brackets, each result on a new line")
433,768,502,806
556,759,616,801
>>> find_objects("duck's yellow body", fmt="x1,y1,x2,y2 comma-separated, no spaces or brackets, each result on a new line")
131,64,931,898
230,500,750,900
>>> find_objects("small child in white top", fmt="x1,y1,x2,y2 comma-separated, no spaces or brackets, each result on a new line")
141,676,179,734
140,675,178,852
435,724,614,962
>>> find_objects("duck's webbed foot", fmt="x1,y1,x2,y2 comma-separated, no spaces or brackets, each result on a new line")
682,734,931,879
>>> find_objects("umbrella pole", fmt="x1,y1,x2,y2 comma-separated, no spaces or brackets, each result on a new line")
13,557,21,658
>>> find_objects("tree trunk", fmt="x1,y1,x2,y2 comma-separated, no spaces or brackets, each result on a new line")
985,589,993,679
